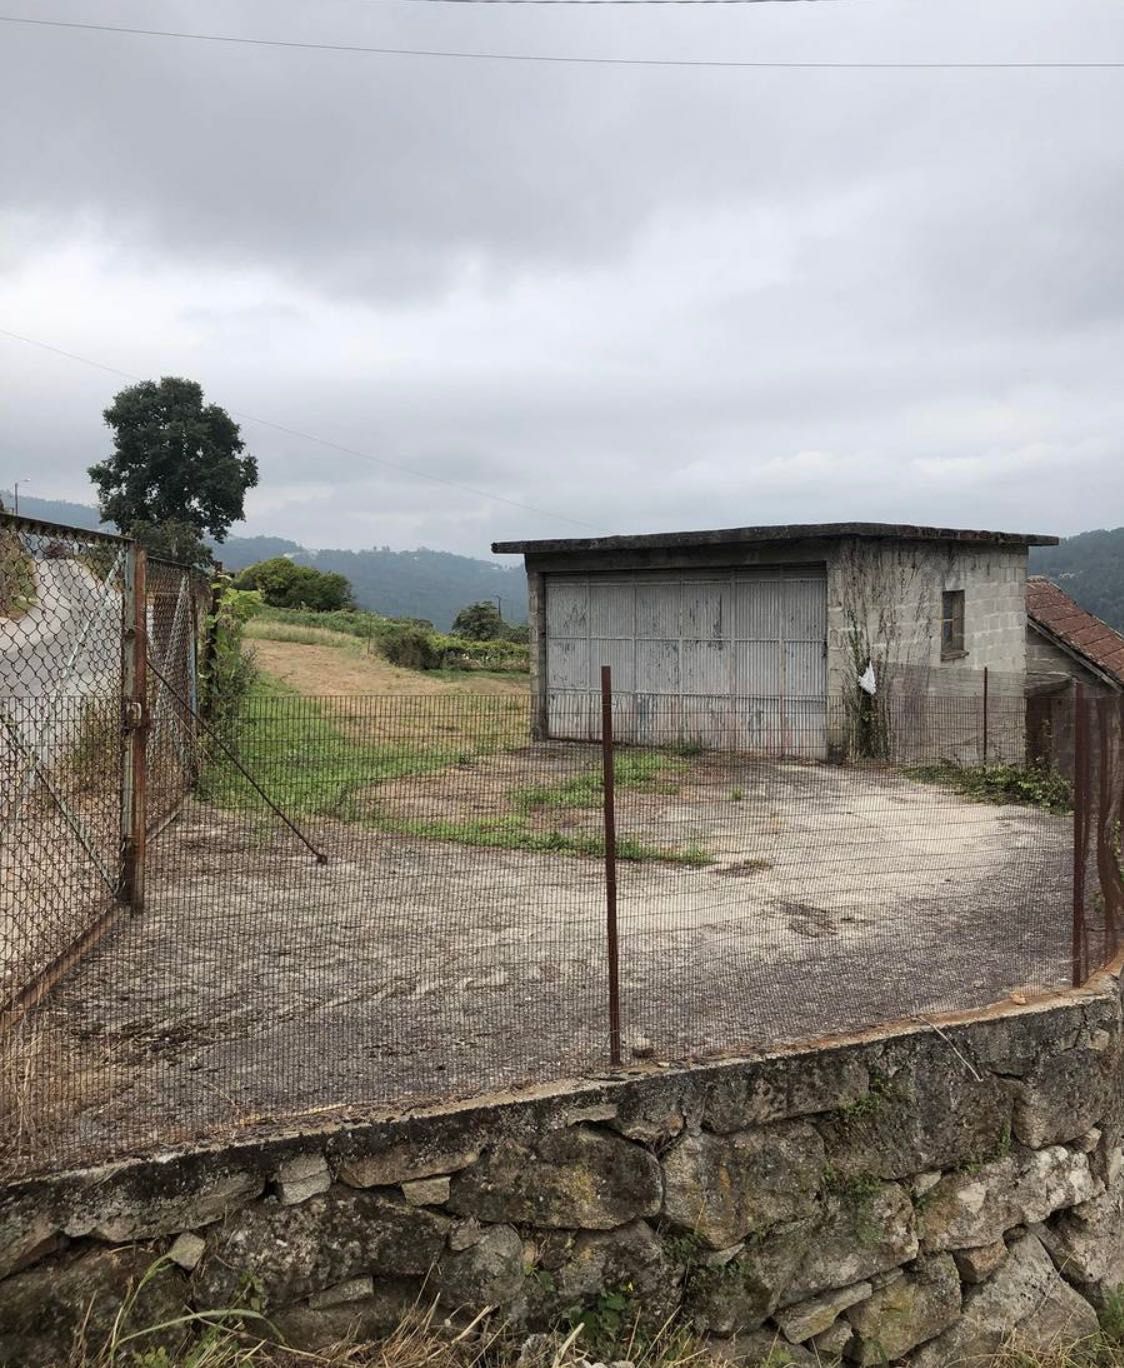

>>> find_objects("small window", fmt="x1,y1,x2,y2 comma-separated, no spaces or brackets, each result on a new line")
941,589,966,659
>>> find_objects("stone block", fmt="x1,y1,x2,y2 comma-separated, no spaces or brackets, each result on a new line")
685,1222,816,1335
919,1146,1102,1251
813,1318,854,1359
774,1281,872,1344
912,1233,1098,1368
448,1129,661,1230
69,1166,264,1242
662,1124,824,1250
168,1232,206,1272
549,1221,679,1328
402,1177,451,1207
816,1045,1013,1181
844,1255,959,1364
1013,1044,1118,1148
0,1247,187,1368
953,1241,1007,1284
277,1153,331,1206
271,1278,420,1351
1035,1173,1124,1293
438,1224,524,1308
196,1190,449,1308
781,1183,918,1305
704,1054,869,1133
307,1276,374,1309
338,1140,480,1189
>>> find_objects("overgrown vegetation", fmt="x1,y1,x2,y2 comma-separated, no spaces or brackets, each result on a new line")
197,584,263,749
906,760,1073,813
0,525,37,617
67,1286,713,1368
246,606,530,674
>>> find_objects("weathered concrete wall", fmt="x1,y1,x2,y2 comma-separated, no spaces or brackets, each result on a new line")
525,536,1028,762
826,538,1027,697
5,977,1123,1366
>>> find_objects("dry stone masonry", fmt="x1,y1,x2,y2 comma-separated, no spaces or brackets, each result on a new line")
2,971,1124,1366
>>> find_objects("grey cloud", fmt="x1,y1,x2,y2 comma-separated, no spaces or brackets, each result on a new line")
2,0,1124,556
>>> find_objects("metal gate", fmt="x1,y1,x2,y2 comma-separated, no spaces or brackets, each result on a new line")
543,566,828,755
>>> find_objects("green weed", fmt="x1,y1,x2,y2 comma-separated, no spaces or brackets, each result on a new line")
513,751,685,813
906,760,1072,813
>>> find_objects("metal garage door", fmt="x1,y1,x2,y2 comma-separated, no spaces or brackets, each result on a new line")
544,567,827,756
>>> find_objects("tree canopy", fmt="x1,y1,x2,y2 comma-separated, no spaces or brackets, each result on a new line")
89,378,258,559
234,557,354,611
452,600,505,640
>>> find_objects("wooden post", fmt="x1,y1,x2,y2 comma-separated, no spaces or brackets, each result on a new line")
600,665,622,1067
120,544,148,913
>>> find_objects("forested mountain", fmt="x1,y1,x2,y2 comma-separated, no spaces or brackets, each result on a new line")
5,492,527,630
1029,528,1124,633
19,488,1118,634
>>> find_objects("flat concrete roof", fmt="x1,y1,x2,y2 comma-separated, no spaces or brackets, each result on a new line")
492,521,1059,556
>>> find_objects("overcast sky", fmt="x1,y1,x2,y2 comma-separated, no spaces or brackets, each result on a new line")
2,0,1123,559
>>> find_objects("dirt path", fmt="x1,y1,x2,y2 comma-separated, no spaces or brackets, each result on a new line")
11,760,1077,1176
250,638,528,697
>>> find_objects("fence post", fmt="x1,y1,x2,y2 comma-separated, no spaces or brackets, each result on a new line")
600,664,622,1067
1072,682,1088,986
982,666,989,766
120,543,148,913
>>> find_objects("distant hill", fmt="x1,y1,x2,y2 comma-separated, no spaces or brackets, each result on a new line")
4,492,527,630
1029,528,1124,634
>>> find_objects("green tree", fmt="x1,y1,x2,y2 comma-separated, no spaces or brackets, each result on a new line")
89,378,258,563
234,557,353,611
452,600,504,640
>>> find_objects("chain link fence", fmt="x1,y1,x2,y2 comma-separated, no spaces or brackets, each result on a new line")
1,511,1120,1180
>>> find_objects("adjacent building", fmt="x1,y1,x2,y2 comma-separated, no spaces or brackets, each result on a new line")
493,521,1058,759
1026,576,1124,775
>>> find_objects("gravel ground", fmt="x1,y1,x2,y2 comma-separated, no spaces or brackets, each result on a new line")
13,755,1075,1172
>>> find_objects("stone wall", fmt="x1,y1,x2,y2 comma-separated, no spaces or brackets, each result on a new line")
4,974,1124,1366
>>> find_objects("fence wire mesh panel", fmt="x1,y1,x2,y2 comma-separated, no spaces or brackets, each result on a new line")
1,515,127,1001
1073,692,1124,983
145,556,209,836
611,690,1074,1067
0,637,1109,1179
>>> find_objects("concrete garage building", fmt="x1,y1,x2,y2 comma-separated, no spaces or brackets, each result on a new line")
493,522,1058,758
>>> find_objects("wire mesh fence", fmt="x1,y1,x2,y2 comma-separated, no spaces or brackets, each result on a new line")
2,513,1122,1180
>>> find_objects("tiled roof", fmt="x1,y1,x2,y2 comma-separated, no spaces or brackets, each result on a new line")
1026,577,1124,688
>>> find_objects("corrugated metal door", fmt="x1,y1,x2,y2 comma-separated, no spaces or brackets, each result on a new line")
543,567,827,756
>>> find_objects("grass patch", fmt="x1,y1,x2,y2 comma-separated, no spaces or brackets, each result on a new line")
244,618,366,650
202,680,711,864
383,814,713,865
199,677,523,819
513,751,685,813
905,760,1073,813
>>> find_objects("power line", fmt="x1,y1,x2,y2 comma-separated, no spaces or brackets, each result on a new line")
2,14,1123,68
0,327,601,531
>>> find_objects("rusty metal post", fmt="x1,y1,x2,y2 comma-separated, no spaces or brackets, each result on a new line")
982,666,989,766
1072,682,1088,986
120,544,148,912
600,664,622,1067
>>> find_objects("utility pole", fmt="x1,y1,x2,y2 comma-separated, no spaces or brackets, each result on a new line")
493,594,503,622
14,478,30,513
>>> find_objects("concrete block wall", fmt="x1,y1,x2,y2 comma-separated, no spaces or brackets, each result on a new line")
3,974,1124,1366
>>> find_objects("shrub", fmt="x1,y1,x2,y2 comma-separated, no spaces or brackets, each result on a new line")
377,623,442,671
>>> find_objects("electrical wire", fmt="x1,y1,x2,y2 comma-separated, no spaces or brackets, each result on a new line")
0,327,602,531
2,14,1123,69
